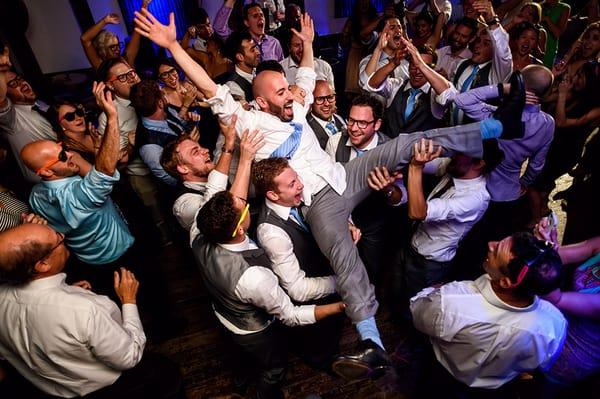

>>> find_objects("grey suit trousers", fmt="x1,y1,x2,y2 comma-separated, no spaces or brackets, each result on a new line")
302,122,484,322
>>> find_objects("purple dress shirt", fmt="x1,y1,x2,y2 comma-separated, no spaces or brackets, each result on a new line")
213,3,284,62
454,85,555,202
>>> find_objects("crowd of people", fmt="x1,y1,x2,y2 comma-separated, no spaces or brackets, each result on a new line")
1,0,599,398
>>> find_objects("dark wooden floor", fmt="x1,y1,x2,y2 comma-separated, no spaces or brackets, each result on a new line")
151,243,416,399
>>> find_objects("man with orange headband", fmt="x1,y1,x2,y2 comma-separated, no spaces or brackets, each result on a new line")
410,231,567,393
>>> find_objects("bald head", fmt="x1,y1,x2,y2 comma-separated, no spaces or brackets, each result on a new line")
253,70,295,121
21,140,79,179
522,64,554,97
0,224,62,285
253,70,286,99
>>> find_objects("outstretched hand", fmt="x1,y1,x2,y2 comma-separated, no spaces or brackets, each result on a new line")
134,9,178,50
239,127,265,162
291,12,314,44
104,13,120,25
401,37,423,67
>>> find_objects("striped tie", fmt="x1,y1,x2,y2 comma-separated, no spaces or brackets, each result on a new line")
404,88,420,122
270,122,303,159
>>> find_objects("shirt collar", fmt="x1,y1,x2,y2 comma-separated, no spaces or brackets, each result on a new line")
219,235,257,252
311,112,334,124
346,132,379,151
19,273,67,292
474,60,492,69
474,274,539,312
451,174,486,190
265,198,293,220
141,117,178,135
405,81,431,94
183,180,208,190
284,56,299,69
114,95,131,107
234,66,255,82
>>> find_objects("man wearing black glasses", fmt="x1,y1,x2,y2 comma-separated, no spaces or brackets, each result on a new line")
0,47,57,183
306,80,345,149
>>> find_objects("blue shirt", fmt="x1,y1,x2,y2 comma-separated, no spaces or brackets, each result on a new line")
29,167,134,265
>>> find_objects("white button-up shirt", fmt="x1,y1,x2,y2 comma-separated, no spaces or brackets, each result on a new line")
435,45,473,81
280,56,335,87
411,274,567,389
256,199,337,302
206,67,346,206
0,273,145,397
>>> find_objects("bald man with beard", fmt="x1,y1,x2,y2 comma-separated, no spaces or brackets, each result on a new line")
135,8,524,380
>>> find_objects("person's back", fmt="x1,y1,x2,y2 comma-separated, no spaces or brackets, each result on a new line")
0,274,140,397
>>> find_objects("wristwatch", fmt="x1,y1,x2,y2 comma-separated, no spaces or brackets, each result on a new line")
384,186,396,198
486,15,501,26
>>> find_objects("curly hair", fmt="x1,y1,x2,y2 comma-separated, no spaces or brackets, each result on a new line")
196,191,240,244
252,157,290,197
93,29,118,60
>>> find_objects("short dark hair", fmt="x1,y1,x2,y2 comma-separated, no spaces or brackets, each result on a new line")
243,2,262,21
509,21,540,42
415,10,434,27
375,15,402,33
351,94,384,121
0,240,52,285
223,30,253,63
256,60,285,75
160,134,193,180
416,44,438,67
455,17,478,37
196,191,239,244
130,80,163,117
252,157,290,197
503,232,563,297
97,57,128,82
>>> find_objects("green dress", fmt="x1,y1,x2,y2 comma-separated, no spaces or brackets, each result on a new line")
542,1,570,67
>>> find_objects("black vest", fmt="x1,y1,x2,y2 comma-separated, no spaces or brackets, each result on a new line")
382,81,442,138
192,236,273,332
229,71,254,102
452,60,494,124
256,205,333,283
334,131,390,164
306,113,345,150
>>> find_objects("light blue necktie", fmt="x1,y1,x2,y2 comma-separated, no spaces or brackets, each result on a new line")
355,148,366,157
289,207,310,231
404,88,420,122
325,121,337,136
453,65,480,124
271,122,303,159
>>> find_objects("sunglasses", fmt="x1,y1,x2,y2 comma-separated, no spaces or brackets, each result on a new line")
59,106,85,123
36,142,68,176
108,69,137,83
231,203,250,238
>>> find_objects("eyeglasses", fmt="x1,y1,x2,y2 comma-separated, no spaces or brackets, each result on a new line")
158,67,178,80
35,233,65,265
508,240,553,288
231,203,250,238
314,94,336,105
347,117,376,129
36,142,68,176
108,41,124,53
7,75,24,89
108,69,137,83
59,106,85,123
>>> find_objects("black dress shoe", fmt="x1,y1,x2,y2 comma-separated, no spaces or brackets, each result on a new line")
493,71,526,140
331,339,391,381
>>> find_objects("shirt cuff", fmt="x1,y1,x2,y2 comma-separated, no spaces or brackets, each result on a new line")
206,85,229,107
296,66,317,80
297,304,317,324
121,303,142,323
207,169,229,188
88,166,120,182
363,72,387,93
435,85,458,106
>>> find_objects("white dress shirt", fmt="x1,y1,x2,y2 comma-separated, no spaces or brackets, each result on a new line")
411,159,490,262
174,170,229,232
0,273,145,398
309,113,346,137
358,51,410,92
410,274,567,389
280,56,335,87
225,66,254,101
214,236,316,335
256,199,337,302
435,45,473,81
0,99,56,183
206,67,347,206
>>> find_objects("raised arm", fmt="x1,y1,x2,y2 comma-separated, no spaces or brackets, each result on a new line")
134,10,218,99
294,12,315,70
229,128,265,202
363,24,390,86
213,0,236,40
92,82,120,176
407,139,442,220
427,2,446,50
402,37,450,95
81,13,120,70
123,0,151,67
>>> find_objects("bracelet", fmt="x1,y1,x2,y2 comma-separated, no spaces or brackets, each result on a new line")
221,146,235,154
486,15,501,26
